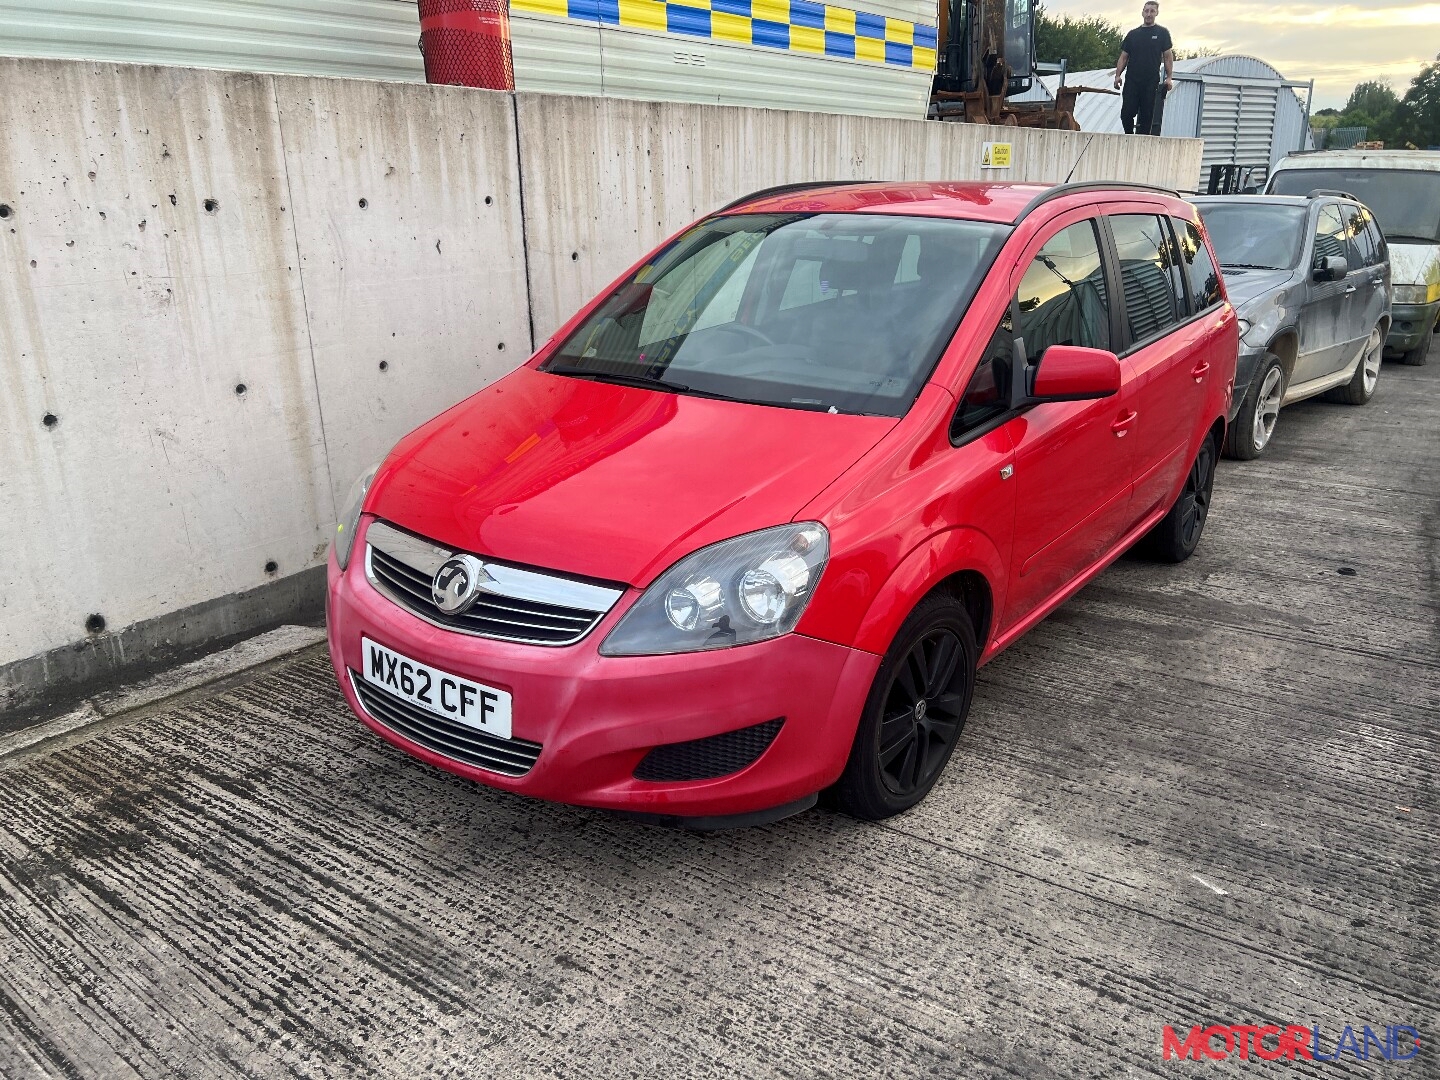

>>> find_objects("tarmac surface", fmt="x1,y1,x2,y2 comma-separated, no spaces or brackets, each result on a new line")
1,348,1437,1079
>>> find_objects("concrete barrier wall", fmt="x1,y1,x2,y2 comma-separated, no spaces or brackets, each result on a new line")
0,56,1203,707
517,94,1206,338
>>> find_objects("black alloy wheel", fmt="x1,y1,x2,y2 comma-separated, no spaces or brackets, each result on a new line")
1178,437,1216,550
1144,433,1218,563
878,628,967,796
834,593,977,820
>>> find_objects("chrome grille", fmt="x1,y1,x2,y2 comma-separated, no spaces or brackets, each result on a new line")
350,671,542,776
363,520,624,646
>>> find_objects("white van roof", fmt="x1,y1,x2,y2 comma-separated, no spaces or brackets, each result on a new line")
1274,150,1440,173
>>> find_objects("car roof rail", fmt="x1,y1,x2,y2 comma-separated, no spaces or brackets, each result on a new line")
1013,180,1182,224
715,180,883,213
1306,188,1362,201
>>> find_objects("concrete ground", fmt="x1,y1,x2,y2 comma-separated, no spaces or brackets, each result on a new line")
1,350,1437,1079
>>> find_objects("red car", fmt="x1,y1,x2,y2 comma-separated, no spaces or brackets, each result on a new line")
326,180,1237,826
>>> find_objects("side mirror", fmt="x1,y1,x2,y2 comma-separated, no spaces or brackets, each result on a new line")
1029,345,1122,403
1313,255,1348,282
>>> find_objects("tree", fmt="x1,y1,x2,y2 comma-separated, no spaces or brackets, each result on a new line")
1396,57,1440,148
1034,4,1123,73
1344,80,1399,118
1332,79,1401,147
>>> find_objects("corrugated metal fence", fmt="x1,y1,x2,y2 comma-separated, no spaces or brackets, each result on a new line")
0,0,426,81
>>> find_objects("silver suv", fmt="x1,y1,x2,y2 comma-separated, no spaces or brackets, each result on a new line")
1193,194,1392,459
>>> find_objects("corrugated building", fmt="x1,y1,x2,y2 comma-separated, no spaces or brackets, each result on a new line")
0,0,938,117
511,0,935,117
0,0,427,82
1015,55,1314,190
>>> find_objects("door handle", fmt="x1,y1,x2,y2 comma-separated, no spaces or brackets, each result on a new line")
1190,360,1211,382
1344,285,1357,295
1111,410,1139,437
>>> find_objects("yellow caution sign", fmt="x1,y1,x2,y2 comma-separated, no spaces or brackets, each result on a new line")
981,142,1013,169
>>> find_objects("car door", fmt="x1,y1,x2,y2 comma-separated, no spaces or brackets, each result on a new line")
998,213,1138,634
1105,211,1208,521
1294,203,1356,385
1343,203,1389,345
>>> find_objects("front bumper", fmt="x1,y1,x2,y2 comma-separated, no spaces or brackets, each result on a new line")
1386,301,1440,352
1228,347,1267,420
326,520,880,821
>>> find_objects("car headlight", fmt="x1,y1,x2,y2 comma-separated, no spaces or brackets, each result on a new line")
1240,304,1282,348
333,462,380,570
600,522,830,656
1393,284,1430,305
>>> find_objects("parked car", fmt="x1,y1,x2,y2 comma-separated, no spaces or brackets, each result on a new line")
326,180,1237,827
1192,193,1392,459
1267,150,1438,366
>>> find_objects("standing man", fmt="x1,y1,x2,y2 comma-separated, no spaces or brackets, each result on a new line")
1114,2,1175,135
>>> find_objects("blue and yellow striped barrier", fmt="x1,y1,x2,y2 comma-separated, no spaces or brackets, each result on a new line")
511,0,938,71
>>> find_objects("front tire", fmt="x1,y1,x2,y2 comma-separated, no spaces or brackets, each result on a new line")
834,593,977,821
1399,339,1430,366
1327,326,1382,404
1224,355,1284,460
1142,433,1217,564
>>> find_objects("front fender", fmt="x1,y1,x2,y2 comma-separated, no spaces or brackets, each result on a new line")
849,527,1007,659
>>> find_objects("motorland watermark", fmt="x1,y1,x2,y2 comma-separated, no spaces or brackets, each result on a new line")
1163,1024,1422,1062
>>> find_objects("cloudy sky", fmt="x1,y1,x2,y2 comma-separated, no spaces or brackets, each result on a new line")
1043,0,1438,109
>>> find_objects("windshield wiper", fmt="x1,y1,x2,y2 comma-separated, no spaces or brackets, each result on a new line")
1385,234,1438,245
545,364,752,403
545,364,696,393
1223,262,1283,271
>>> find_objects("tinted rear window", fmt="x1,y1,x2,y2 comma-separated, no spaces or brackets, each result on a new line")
1111,215,1183,343
1175,219,1223,311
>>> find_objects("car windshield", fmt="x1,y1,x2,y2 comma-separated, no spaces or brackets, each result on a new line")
1197,203,1307,270
1268,167,1440,244
542,213,1009,416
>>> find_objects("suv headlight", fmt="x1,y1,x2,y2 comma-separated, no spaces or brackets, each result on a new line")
600,522,829,657
1393,284,1430,305
1240,304,1282,348
333,462,380,570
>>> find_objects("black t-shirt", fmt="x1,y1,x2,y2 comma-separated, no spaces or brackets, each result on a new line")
1122,23,1173,83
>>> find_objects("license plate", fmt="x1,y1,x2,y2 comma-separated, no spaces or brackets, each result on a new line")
360,637,512,739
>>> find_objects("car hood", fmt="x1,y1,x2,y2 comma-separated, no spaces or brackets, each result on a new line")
367,366,897,587
1221,267,1296,310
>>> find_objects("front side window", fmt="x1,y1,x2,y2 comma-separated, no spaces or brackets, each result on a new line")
1175,219,1223,311
544,213,1009,416
951,311,1015,442
1313,205,1348,267
1111,214,1183,343
1014,219,1110,361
